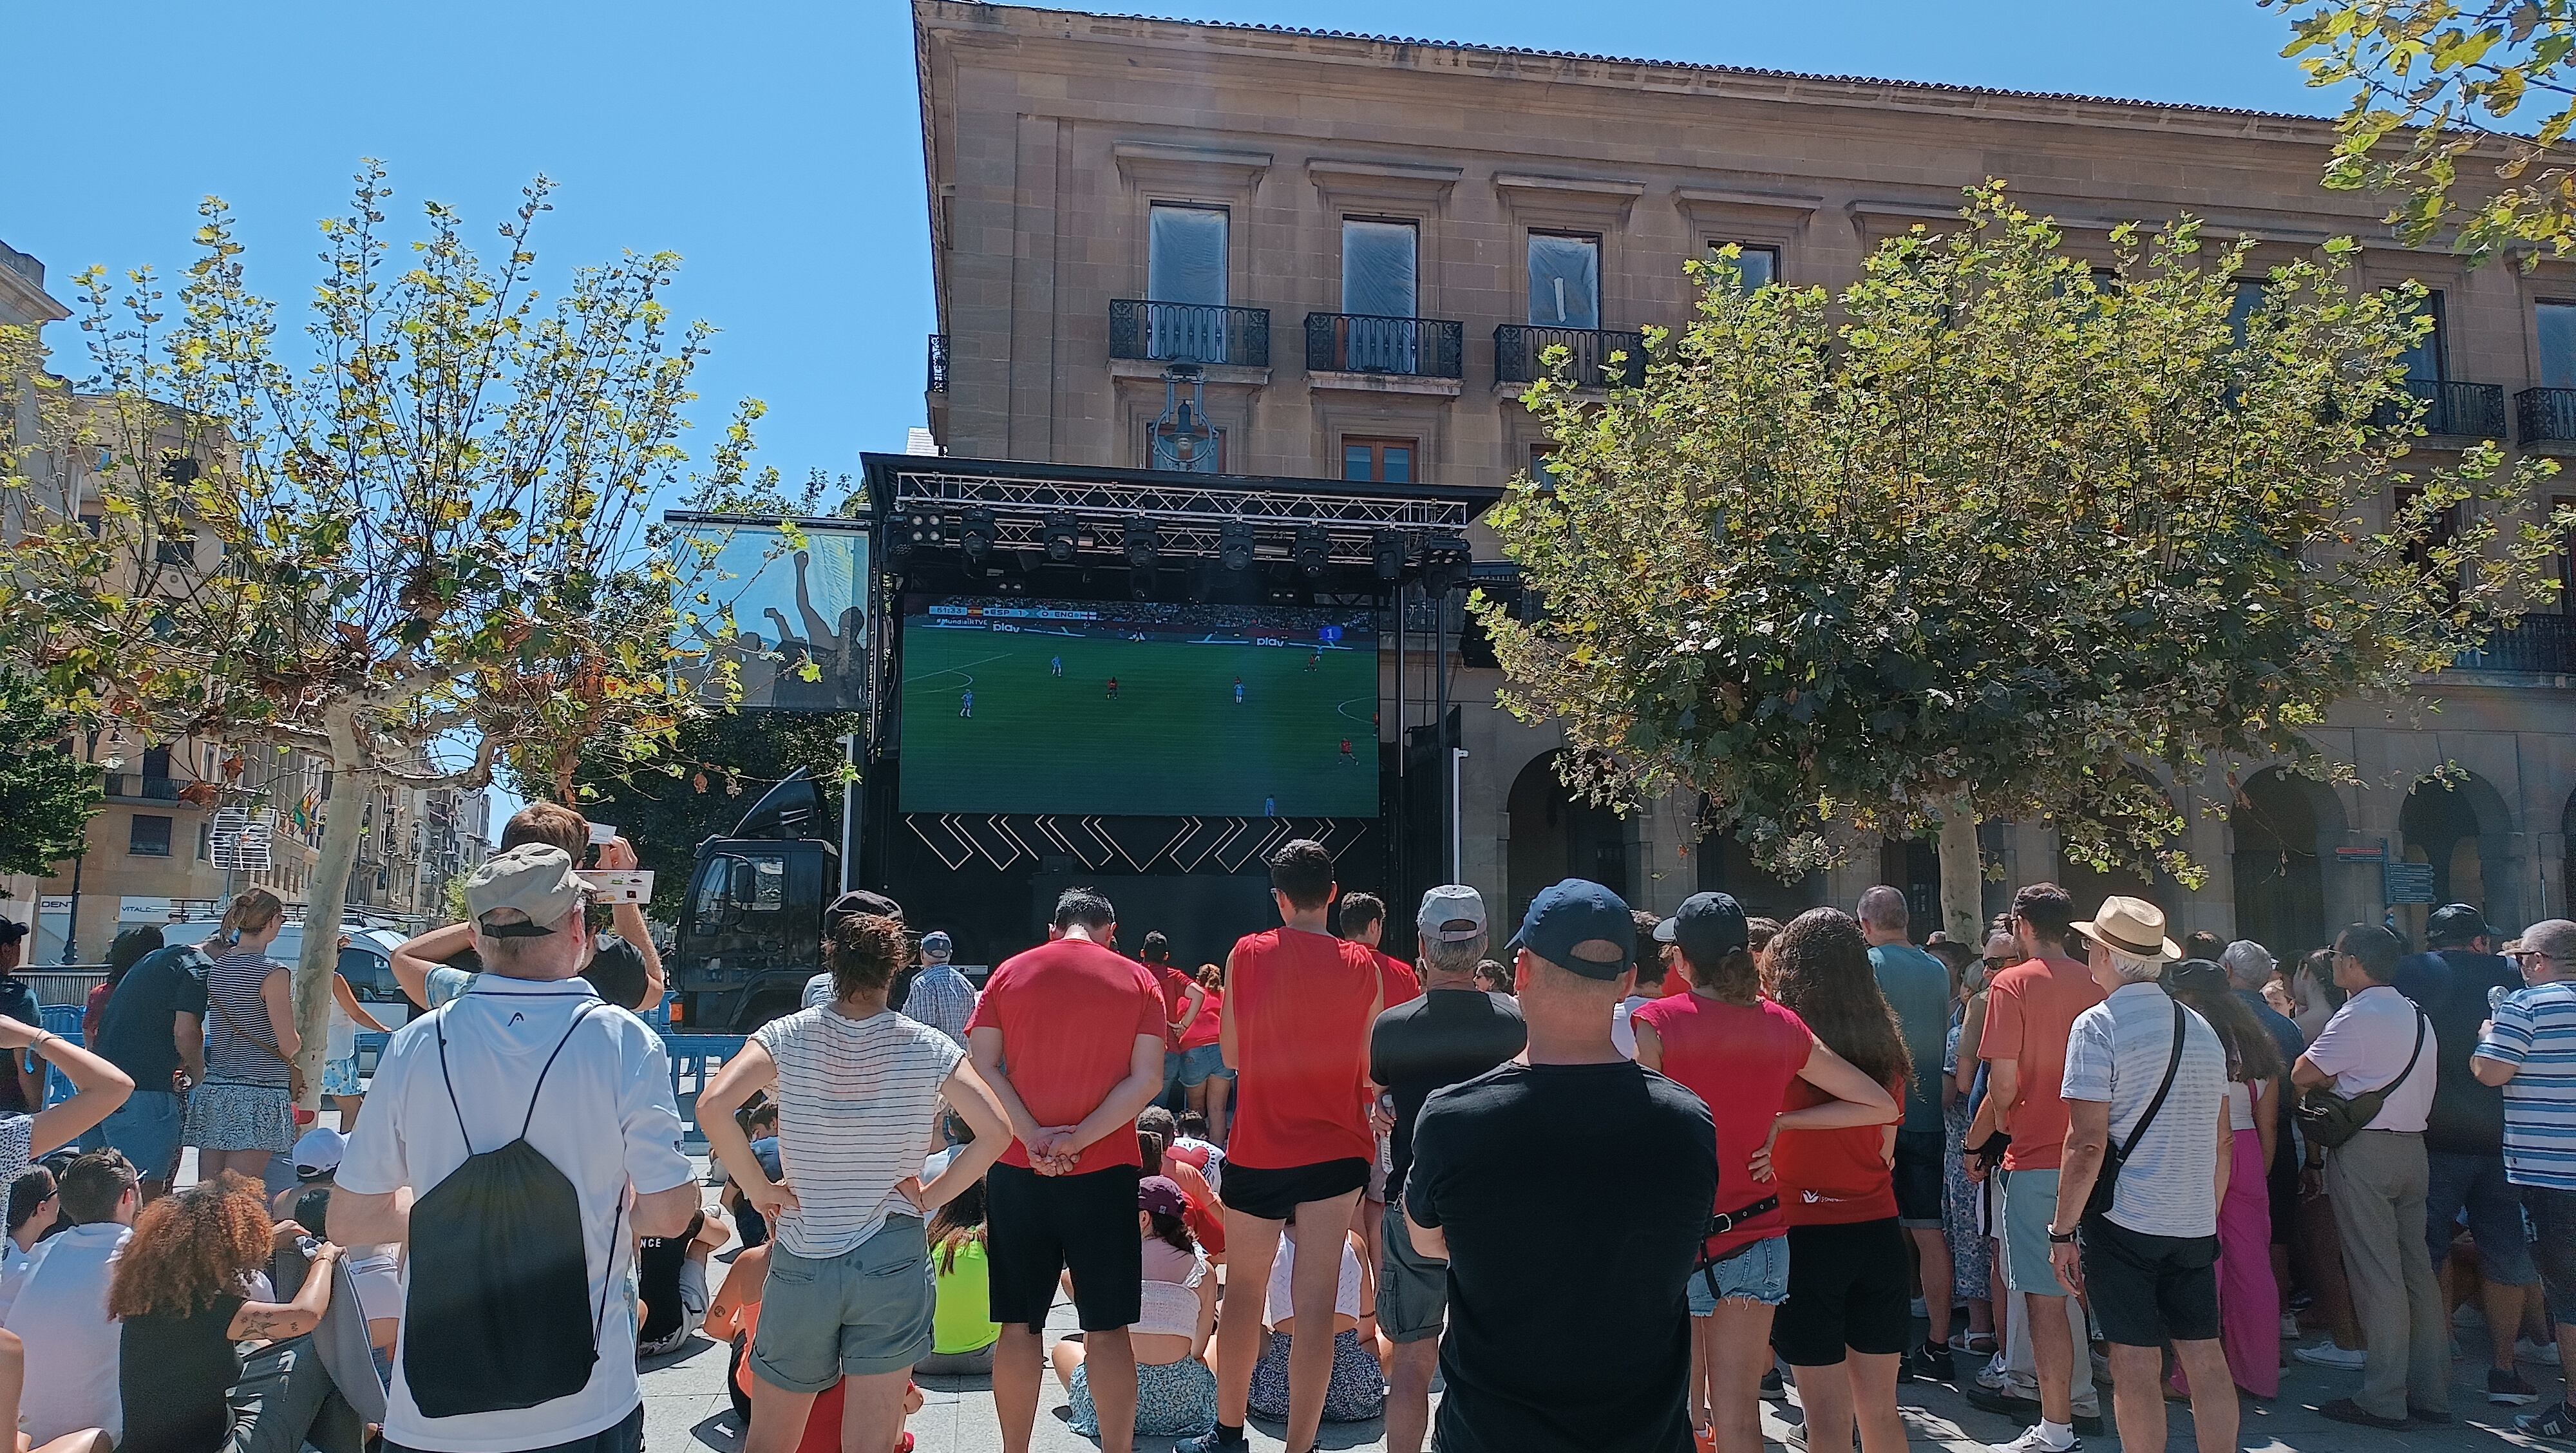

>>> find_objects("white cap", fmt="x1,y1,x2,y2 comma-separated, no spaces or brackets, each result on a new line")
294,1125,346,1179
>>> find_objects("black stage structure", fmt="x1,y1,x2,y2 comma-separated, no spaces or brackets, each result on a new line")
857,453,1501,967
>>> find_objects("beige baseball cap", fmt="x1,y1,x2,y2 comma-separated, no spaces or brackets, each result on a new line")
466,844,585,938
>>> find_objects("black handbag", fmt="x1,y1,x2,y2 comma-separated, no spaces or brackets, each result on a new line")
2298,1008,2427,1151
2085,1002,2186,1221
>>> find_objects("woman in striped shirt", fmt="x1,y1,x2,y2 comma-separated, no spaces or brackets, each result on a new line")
181,889,301,1181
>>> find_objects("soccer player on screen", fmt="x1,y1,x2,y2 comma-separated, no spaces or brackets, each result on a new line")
1234,676,1245,705
1050,654,1063,676
1340,737,1356,765
1106,676,1120,699
960,688,974,718
1307,651,1320,670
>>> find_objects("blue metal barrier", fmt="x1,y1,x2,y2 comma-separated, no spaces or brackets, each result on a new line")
663,1033,750,1148
39,1006,82,1106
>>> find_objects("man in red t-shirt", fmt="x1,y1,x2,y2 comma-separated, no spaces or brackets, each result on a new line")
1186,840,1383,1453
965,889,1169,1453
1336,891,1421,1303
1972,882,2108,1443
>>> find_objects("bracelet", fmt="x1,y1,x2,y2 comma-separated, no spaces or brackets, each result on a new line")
2047,1227,2078,1244
26,1032,51,1056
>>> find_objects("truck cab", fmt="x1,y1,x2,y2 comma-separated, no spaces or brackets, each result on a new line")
670,772,838,1032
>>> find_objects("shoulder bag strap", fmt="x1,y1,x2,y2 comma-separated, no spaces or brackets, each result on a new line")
2392,1011,2429,1090
205,963,291,1070
2116,1002,2191,1162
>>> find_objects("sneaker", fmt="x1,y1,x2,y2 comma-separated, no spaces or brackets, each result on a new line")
1985,1426,2078,1453
1760,1367,1785,1399
2518,1401,2576,1441
2524,1337,2567,1368
2317,1399,2409,1431
2293,1340,2369,1370
2494,1369,2543,1406
1174,1430,1249,1453
1975,1362,2014,1394
1965,1385,2041,1423
1910,1341,1957,1383
2280,1312,2302,1339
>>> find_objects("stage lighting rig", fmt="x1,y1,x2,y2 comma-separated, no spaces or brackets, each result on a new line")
1293,524,1331,578
1042,513,1081,564
961,508,998,563
1124,520,1162,572
1370,530,1408,582
891,508,943,560
1218,520,1256,572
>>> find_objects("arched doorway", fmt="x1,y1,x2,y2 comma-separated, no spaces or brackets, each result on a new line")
1506,752,1628,927
1694,816,1828,926
2399,771,2517,939
2232,768,2341,960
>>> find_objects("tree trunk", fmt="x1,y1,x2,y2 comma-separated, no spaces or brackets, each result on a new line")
1938,795,1985,950
292,718,370,1112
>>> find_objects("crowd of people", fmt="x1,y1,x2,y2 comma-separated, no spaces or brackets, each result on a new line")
6,800,2576,1453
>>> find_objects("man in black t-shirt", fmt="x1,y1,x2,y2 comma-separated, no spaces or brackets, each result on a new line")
1370,885,1525,1453
91,935,214,1196
1405,879,1716,1453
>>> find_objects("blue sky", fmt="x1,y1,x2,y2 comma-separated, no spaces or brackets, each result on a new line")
1,0,2340,500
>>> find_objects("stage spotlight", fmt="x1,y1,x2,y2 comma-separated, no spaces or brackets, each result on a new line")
1124,520,1162,572
1370,530,1408,582
891,508,943,559
961,508,998,562
1294,524,1331,579
1218,520,1256,572
1422,531,1471,595
1042,512,1080,564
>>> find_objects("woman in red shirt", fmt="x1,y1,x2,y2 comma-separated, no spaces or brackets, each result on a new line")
1177,963,1230,1141
1633,894,1897,1453
1766,909,1914,1453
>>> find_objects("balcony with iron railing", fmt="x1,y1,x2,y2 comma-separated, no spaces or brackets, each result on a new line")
1303,313,1464,381
2517,386,2576,444
2450,612,2576,676
102,774,180,802
926,334,949,394
1108,299,1271,369
2374,377,2509,439
1494,325,1647,390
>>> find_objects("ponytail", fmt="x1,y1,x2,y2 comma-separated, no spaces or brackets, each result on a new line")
218,889,283,948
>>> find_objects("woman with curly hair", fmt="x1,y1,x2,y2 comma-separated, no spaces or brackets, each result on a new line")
109,1173,352,1453
1765,908,1913,1453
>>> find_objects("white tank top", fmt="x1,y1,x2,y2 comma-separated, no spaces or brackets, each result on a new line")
1265,1234,1363,1325
1133,1245,1208,1341
2226,1079,2256,1132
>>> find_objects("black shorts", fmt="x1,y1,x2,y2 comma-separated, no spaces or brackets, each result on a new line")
2267,1139,2300,1247
1774,1219,1912,1366
1224,1157,1370,1222
985,1162,1143,1332
1893,1130,1944,1227
2079,1213,2220,1347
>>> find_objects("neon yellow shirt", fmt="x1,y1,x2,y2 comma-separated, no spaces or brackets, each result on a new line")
933,1236,1000,1354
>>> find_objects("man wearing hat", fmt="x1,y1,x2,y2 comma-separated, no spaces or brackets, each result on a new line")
1401,879,1716,1453
2045,898,2235,1453
333,844,703,1453
1368,886,1525,1453
2388,903,2541,1402
2292,922,2447,1429
804,889,905,1009
902,931,979,1050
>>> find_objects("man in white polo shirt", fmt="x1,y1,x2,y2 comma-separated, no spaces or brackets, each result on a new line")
2293,922,2443,1430
2045,899,2232,1453
334,844,703,1453
5,1148,138,1443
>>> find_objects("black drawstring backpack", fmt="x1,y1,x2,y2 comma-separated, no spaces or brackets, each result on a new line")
403,1000,621,1416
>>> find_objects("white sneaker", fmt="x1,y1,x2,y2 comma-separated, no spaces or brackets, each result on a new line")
2522,1337,2566,1368
2295,1340,2369,1369
2281,1313,2302,1339
1987,1426,2079,1453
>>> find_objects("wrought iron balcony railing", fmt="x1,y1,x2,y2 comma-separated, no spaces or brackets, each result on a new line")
1303,312,1464,379
1108,299,1271,368
2374,377,2508,439
1493,324,1647,389
2516,386,2576,443
2451,613,2576,675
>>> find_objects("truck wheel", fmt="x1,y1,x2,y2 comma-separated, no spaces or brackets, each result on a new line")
737,991,800,1034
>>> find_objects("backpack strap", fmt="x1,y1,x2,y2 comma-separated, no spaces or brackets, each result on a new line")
524,1001,608,1141
430,994,609,1154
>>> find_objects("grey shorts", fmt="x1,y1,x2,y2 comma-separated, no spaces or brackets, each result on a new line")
749,1217,935,1391
2002,1168,2075,1296
1378,1193,1448,1344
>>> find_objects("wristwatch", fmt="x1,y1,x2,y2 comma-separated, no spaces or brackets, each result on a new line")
2047,1227,2078,1244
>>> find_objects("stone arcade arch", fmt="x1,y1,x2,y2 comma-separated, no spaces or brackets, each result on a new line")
1505,750,1629,929
2231,768,2348,961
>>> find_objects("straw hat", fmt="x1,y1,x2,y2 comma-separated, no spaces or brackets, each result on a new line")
2071,895,2182,964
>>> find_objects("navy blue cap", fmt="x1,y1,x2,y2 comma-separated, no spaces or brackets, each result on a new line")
1507,878,1636,980
1654,892,1748,968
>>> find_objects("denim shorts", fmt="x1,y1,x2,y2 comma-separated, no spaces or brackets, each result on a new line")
2426,1150,2536,1286
1688,1232,1790,1315
1176,1043,1230,1087
748,1217,935,1392
97,1089,185,1184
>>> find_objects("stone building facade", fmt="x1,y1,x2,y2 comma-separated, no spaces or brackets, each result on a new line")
913,1,2576,951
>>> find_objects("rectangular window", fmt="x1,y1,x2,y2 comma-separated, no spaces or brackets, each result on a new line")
128,814,172,857
1342,220,1418,318
2396,485,2463,603
154,523,196,567
1147,204,1228,306
1706,243,1778,293
2228,281,2268,345
197,821,212,861
2398,289,2447,380
1343,437,1416,484
1527,233,1600,328
2540,303,2576,390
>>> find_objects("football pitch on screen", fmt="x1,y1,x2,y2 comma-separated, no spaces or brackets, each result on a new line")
900,628,1379,817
